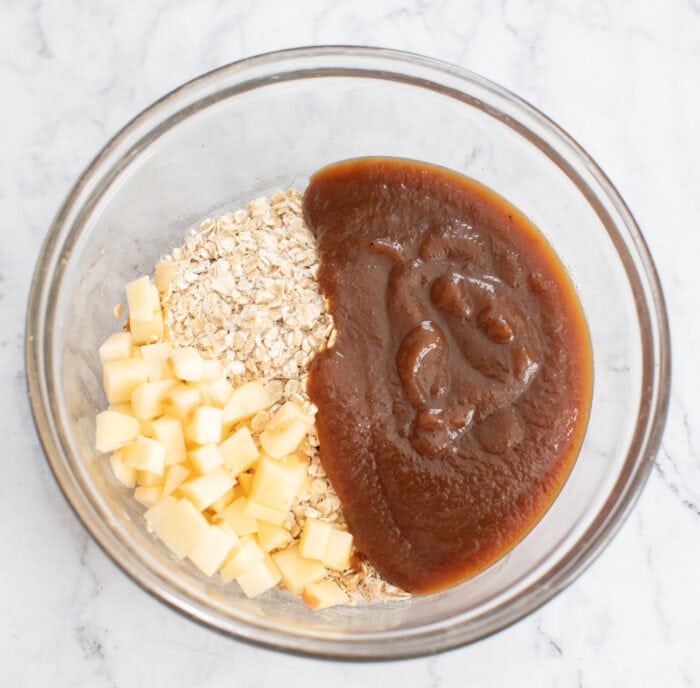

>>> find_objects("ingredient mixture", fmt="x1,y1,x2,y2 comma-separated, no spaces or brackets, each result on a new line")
94,160,591,607
304,158,592,593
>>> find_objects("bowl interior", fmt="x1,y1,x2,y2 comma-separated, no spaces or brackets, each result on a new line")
29,48,667,658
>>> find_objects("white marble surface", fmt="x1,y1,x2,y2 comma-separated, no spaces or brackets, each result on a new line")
2,0,699,685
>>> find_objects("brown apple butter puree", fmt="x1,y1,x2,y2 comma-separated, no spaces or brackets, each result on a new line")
303,158,592,594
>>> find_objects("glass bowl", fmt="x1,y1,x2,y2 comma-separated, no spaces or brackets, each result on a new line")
25,46,670,659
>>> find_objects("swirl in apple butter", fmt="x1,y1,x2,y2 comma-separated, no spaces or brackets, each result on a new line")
303,158,592,593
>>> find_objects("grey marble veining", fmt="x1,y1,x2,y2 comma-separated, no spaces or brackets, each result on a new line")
1,0,698,685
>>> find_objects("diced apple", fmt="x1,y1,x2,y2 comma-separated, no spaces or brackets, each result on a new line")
151,416,187,465
259,401,310,459
130,379,177,419
189,444,224,474
161,464,190,498
129,309,164,345
123,435,166,475
302,580,350,610
139,417,155,437
126,276,154,322
109,450,136,488
108,402,134,415
280,451,309,471
249,458,305,512
322,529,353,571
179,467,235,510
103,357,148,404
137,470,163,487
140,342,174,381
200,358,223,383
197,378,233,408
257,521,293,553
171,347,204,382
216,497,258,537
219,426,259,476
186,405,222,445
271,544,326,595
163,384,201,423
299,518,333,561
220,539,264,583
237,471,254,495
236,555,282,599
134,485,162,507
244,499,288,526
187,525,239,577
98,331,133,364
209,488,236,514
143,495,177,530
151,498,209,559
95,409,139,453
149,284,161,311
154,259,175,293
222,380,275,425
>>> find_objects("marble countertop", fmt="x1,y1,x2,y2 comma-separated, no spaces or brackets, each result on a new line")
2,1,698,685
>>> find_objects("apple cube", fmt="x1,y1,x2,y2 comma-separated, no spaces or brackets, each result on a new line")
149,284,160,310
139,417,155,437
144,495,177,530
151,498,209,559
179,467,235,511
216,497,258,537
95,409,139,453
219,426,259,475
98,331,133,364
222,380,275,425
209,488,236,514
151,416,187,465
109,450,137,488
302,580,350,610
134,485,162,507
129,308,164,345
161,463,190,498
259,401,310,459
108,402,133,415
249,458,305,512
130,379,177,419
126,276,154,322
171,347,204,382
322,529,353,571
186,405,222,445
237,471,254,495
163,384,201,423
103,357,148,404
137,470,163,487
189,444,224,474
154,259,175,293
257,521,293,553
243,499,288,526
299,518,333,561
123,435,166,475
236,555,282,599
140,342,174,381
271,544,326,595
220,539,264,583
200,358,223,383
187,525,239,577
197,378,233,408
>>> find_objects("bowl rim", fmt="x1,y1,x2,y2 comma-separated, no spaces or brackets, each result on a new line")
25,45,671,659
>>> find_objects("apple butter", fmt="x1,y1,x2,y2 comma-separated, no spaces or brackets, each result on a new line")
303,158,592,593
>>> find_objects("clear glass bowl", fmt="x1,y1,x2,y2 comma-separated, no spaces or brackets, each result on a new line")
25,46,670,659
